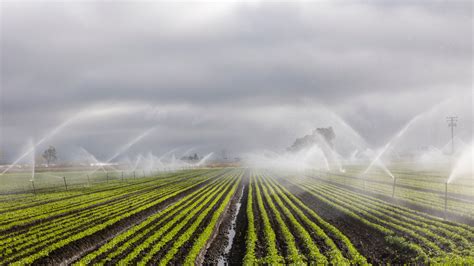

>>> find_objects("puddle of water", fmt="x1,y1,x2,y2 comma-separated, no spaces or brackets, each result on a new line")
217,186,244,265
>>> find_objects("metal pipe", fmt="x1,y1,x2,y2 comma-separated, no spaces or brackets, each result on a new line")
31,180,36,196
392,177,397,198
63,176,68,191
444,181,448,219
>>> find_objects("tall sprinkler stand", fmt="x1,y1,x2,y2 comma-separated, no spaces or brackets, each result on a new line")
31,180,36,196
63,176,68,191
121,171,124,182
444,181,448,219
87,174,90,187
392,177,397,198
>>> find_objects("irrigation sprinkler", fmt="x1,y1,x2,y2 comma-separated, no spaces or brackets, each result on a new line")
121,171,124,182
63,176,68,191
444,181,448,219
392,177,397,198
87,174,90,187
30,180,36,196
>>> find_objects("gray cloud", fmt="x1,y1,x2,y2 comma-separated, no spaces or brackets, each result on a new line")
1,1,472,162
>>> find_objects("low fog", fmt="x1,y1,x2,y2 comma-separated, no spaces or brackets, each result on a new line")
1,1,472,163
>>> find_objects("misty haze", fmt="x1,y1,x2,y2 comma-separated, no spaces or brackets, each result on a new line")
0,1,472,265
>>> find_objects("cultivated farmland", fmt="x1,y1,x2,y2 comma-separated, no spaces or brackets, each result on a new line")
0,168,472,264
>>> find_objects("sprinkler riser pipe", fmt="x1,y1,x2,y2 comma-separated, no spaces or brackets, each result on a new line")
31,180,36,196
444,182,448,218
63,176,68,191
392,177,397,198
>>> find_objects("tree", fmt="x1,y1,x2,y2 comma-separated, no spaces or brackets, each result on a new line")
42,146,57,166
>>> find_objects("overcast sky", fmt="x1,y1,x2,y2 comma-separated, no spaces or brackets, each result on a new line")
1,0,472,162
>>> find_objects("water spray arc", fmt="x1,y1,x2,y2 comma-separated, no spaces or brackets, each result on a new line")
195,152,214,167
83,127,157,179
1,117,78,175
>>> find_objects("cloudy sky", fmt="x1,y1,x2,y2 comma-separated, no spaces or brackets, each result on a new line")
1,0,472,162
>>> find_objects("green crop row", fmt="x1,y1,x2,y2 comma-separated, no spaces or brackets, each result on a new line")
1,180,194,259
1,182,192,263
0,171,221,264
259,175,323,264
257,174,304,264
306,180,474,254
183,171,243,264
75,171,235,264
263,174,354,264
291,175,474,263
264,173,367,265
243,174,257,265
0,170,212,231
253,172,285,264
139,172,240,265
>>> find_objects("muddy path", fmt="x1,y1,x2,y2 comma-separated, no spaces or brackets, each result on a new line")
227,175,250,264
204,170,248,264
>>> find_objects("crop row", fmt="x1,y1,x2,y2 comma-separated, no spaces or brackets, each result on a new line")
243,170,367,264
317,172,473,219
74,169,242,265
0,169,212,221
289,175,474,263
0,169,226,264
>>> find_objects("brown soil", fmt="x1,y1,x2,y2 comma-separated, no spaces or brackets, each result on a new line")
227,177,249,265
203,177,246,264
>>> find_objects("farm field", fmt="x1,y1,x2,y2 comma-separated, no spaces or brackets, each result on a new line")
315,166,474,220
0,168,473,264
